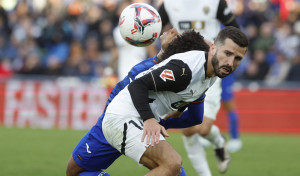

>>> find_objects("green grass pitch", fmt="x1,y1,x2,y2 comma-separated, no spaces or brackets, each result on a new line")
0,127,300,176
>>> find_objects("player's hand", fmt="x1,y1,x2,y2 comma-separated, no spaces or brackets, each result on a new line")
142,118,169,146
164,111,183,120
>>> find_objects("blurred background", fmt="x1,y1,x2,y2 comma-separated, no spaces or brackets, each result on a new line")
0,0,299,175
0,0,299,83
0,0,299,131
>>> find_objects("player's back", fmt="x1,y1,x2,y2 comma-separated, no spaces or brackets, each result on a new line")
113,26,147,80
163,0,222,41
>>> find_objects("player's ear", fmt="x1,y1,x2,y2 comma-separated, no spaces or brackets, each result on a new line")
210,43,216,54
205,39,212,46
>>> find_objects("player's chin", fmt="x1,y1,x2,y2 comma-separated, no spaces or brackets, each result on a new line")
217,72,230,78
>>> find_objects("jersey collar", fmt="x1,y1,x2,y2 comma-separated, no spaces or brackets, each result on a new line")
204,52,208,78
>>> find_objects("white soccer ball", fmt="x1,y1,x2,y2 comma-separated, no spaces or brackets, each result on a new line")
119,3,162,47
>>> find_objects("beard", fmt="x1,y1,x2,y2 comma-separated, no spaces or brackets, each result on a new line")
211,52,232,78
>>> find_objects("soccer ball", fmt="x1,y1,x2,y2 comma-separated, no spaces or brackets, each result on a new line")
119,3,162,47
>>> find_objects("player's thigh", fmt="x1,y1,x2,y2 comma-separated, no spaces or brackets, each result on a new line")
66,155,85,176
140,141,182,168
204,78,222,119
102,113,165,164
204,94,221,121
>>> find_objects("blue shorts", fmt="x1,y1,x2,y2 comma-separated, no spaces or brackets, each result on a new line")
72,114,121,171
221,73,235,102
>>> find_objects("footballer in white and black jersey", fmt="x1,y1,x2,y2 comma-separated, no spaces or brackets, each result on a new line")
106,51,216,122
159,0,239,41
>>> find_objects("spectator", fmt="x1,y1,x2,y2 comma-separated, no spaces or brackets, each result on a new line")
18,51,44,75
286,55,300,82
274,22,299,60
0,0,298,83
0,6,10,36
243,50,270,80
265,52,291,86
61,40,83,76
0,58,13,79
244,24,258,54
252,22,275,53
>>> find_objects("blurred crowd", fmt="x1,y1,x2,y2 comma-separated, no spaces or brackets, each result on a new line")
0,0,299,85
232,0,300,85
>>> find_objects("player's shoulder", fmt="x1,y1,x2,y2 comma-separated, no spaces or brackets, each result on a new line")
170,50,206,62
166,51,207,73
171,50,205,56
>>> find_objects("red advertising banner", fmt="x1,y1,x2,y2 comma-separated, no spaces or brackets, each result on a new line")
1,79,300,134
215,89,300,134
0,79,108,130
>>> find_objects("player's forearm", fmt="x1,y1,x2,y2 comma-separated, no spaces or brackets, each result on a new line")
159,102,204,129
128,77,156,121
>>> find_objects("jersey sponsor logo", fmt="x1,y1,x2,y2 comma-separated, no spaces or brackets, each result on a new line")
203,6,210,14
179,21,205,30
179,21,192,30
190,89,194,96
160,69,175,81
192,21,206,30
171,101,189,109
181,68,188,76
86,143,92,153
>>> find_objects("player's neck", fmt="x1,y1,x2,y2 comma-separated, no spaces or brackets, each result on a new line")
206,50,216,78
157,49,164,62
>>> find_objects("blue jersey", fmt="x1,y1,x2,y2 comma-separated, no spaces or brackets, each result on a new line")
105,56,158,111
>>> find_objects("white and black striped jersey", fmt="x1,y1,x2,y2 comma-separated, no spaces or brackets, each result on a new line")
105,50,217,122
159,0,239,41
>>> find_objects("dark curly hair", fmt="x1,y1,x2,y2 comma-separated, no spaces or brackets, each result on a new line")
160,30,210,61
